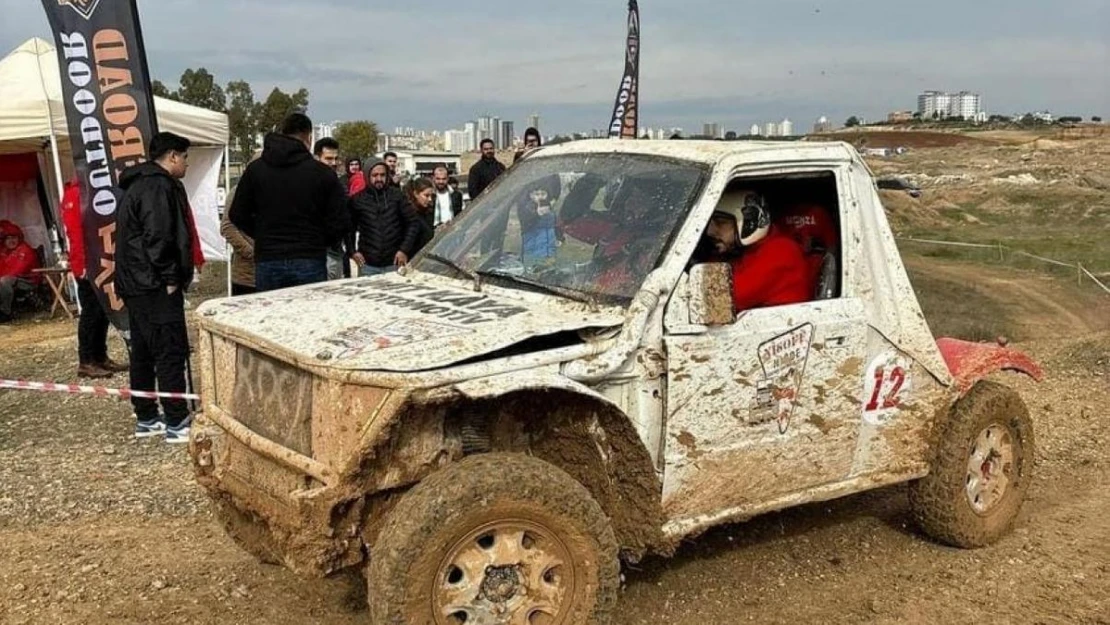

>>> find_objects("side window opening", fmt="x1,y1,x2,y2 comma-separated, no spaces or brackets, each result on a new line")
690,170,843,317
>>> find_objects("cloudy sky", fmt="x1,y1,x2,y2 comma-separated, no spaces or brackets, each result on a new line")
3,0,1107,134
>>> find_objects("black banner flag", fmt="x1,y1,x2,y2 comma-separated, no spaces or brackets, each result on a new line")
41,0,160,332
607,0,640,139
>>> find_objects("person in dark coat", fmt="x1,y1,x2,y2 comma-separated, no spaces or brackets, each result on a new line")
404,177,437,257
468,139,508,253
349,162,418,276
115,132,195,443
467,139,506,201
228,113,349,291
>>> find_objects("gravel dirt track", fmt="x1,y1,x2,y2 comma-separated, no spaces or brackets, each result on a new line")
1,261,1107,624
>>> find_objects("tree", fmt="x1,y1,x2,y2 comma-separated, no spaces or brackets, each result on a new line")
333,121,379,160
845,116,861,128
226,80,257,161
1093,116,1103,123
255,87,311,134
176,68,226,111
152,80,177,100
724,131,738,140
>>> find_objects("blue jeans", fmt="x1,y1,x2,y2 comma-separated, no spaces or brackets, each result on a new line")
255,259,327,292
359,264,395,277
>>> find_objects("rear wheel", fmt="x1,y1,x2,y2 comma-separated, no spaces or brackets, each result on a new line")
368,453,619,624
910,381,1034,548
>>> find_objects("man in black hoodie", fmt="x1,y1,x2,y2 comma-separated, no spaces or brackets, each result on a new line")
229,113,349,291
349,162,417,275
116,132,195,443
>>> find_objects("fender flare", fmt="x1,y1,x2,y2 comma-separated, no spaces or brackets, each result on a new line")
420,371,666,560
936,337,1044,395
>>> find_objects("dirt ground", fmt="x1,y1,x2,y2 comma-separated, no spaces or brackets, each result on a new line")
3,133,1110,623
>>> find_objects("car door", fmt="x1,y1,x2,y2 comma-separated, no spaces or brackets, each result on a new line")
661,297,869,525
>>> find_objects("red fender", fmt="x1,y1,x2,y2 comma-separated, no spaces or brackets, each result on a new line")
936,337,1044,395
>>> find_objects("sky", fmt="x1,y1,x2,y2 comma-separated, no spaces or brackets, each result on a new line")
2,0,1107,134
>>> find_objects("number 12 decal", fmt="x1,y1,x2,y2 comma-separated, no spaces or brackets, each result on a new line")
862,354,912,424
866,366,906,411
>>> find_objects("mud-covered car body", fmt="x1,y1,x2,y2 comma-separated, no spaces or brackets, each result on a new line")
189,140,1041,577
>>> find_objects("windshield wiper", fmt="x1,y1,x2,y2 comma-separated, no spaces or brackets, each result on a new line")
424,252,483,292
483,270,598,310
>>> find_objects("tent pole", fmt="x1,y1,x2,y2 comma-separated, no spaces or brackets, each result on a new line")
47,135,65,204
34,38,66,203
223,145,233,298
223,145,231,196
35,38,67,262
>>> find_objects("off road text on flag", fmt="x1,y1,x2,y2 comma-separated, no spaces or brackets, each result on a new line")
607,0,641,139
41,0,160,331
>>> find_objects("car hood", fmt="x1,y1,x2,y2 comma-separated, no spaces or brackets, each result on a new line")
196,272,625,373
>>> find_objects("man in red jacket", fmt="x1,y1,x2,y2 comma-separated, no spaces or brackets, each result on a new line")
60,179,129,378
703,189,812,313
0,220,41,323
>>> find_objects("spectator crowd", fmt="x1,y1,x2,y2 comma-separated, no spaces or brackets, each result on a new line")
221,113,533,292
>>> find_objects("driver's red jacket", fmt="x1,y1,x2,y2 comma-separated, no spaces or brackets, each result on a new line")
728,227,812,312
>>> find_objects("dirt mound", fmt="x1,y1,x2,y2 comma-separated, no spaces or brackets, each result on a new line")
816,130,992,149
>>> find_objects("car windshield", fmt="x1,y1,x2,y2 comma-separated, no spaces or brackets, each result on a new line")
413,153,707,304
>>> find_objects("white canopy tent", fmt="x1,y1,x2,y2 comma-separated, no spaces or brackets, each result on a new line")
0,38,229,262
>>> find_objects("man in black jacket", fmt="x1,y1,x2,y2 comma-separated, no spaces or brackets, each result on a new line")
467,139,505,201
350,162,417,275
468,139,508,253
229,113,349,291
116,132,195,443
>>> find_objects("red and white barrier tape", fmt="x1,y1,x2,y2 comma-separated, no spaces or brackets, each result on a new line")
0,379,200,401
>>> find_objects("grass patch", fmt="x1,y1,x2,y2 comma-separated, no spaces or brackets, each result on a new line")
906,265,1021,342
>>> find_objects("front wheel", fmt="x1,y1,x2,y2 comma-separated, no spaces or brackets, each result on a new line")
910,381,1035,548
367,453,619,624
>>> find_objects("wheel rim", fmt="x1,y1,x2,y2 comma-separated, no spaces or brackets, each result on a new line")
433,518,576,625
965,423,1017,515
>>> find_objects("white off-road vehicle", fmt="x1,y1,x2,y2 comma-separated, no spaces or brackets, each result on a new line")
190,140,1042,624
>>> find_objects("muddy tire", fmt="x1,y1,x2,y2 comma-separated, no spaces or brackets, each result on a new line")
367,453,619,625
211,497,282,565
910,381,1034,548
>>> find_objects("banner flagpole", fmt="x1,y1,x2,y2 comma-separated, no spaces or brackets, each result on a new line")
40,0,161,335
606,0,641,139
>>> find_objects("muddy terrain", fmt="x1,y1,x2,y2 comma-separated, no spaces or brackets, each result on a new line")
1,132,1108,624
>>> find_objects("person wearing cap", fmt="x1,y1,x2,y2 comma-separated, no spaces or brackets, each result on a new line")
59,179,129,377
702,189,812,312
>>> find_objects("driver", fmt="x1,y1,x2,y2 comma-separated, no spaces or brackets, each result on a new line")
703,189,812,312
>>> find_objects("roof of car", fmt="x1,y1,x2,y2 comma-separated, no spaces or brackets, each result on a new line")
532,139,860,166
